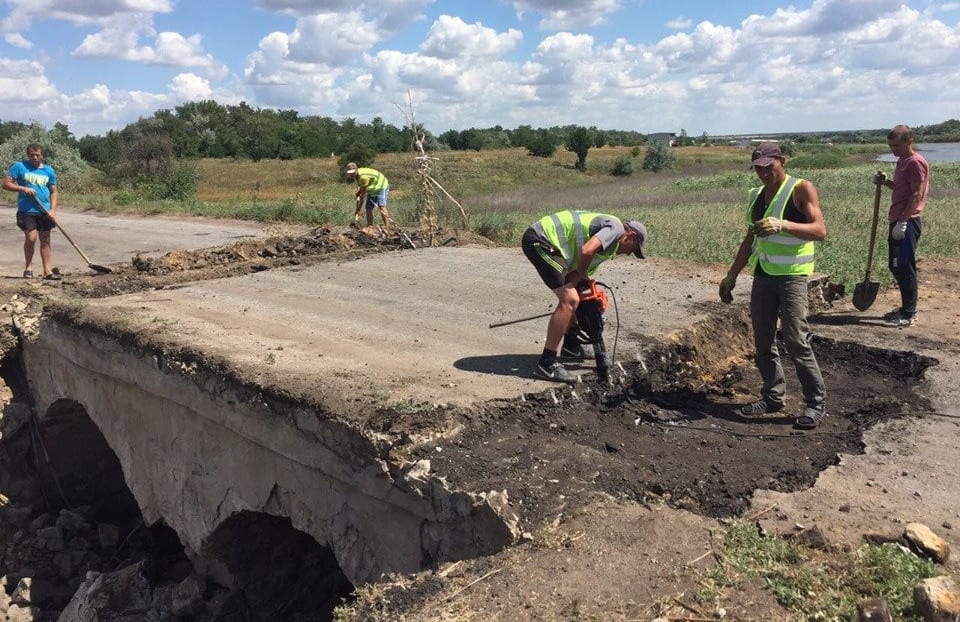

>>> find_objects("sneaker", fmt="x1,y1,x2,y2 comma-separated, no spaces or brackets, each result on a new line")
560,343,590,360
881,308,902,321
885,313,916,327
740,399,784,416
535,361,579,384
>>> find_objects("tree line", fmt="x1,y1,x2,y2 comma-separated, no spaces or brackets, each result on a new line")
1,103,957,200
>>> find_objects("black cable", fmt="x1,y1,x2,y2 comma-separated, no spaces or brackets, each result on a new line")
594,281,620,365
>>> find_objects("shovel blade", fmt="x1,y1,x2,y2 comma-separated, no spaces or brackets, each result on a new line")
852,279,879,311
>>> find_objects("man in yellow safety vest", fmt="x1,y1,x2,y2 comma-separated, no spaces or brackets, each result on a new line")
346,163,390,227
719,142,828,430
522,210,647,383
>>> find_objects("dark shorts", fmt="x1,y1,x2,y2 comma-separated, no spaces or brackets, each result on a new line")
522,227,566,290
17,211,57,232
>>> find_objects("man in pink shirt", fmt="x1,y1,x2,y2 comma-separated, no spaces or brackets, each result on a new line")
874,125,929,327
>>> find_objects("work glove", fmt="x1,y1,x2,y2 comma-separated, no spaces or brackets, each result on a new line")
892,221,907,241
873,171,887,185
753,217,784,237
719,275,736,304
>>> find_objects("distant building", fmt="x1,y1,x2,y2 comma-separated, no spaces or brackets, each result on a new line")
647,132,677,146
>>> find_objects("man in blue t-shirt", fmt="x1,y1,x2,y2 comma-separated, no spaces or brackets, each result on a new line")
3,143,60,279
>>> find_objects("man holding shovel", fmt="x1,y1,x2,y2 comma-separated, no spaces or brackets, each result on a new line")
3,143,60,280
718,142,827,430
874,125,929,328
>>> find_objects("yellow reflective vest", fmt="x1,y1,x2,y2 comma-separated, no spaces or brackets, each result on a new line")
747,176,816,276
536,210,620,276
357,168,388,193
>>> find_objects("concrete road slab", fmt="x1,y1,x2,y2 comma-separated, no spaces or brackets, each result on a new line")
81,246,725,411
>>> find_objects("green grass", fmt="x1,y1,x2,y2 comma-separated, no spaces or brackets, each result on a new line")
701,521,944,621
63,146,960,288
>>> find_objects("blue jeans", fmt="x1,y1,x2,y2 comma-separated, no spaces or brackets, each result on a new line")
750,274,826,412
888,217,921,317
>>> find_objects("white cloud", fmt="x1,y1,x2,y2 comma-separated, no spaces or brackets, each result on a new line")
0,58,59,101
71,14,228,76
4,32,32,49
170,73,212,100
1,0,173,31
420,15,522,59
511,0,621,29
666,16,692,30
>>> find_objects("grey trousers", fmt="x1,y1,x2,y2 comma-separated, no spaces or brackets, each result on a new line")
750,274,826,412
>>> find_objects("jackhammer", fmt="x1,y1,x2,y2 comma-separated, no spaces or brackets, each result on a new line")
570,279,612,382
488,279,613,382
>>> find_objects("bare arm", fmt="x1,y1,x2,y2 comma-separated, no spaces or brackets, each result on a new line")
2,175,32,195
49,184,58,216
780,180,826,241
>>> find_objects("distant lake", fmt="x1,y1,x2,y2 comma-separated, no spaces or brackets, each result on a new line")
875,142,960,163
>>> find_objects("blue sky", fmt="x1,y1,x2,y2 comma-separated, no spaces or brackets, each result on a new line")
1,0,959,138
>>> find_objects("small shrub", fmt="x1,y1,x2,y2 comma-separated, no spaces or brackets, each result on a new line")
526,131,558,158
610,156,633,177
630,146,641,158
642,141,676,172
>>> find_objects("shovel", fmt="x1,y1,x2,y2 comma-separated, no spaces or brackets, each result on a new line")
31,195,112,274
852,173,883,311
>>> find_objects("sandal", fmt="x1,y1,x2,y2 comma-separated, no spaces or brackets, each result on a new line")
22,269,33,278
42,273,62,281
795,408,826,430
740,399,784,416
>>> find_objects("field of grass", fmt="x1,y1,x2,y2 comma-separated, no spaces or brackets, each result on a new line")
66,143,960,288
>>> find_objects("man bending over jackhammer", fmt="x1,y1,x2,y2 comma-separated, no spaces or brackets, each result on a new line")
522,210,647,383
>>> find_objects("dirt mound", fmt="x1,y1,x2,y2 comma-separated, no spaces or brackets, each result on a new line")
34,225,491,299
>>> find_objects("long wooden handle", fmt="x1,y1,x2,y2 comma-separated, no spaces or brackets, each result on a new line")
31,194,95,265
864,174,883,278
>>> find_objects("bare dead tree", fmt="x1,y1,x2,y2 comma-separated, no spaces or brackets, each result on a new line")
396,91,469,247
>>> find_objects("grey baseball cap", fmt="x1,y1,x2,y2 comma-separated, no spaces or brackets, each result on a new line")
625,221,647,258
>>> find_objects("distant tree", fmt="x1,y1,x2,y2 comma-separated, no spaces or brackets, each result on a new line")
526,130,558,157
122,119,175,175
299,116,339,157
460,128,483,151
510,125,536,149
593,130,607,148
154,109,199,158
565,126,592,171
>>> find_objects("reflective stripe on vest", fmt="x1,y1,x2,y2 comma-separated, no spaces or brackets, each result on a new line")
747,176,816,276
537,210,619,275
